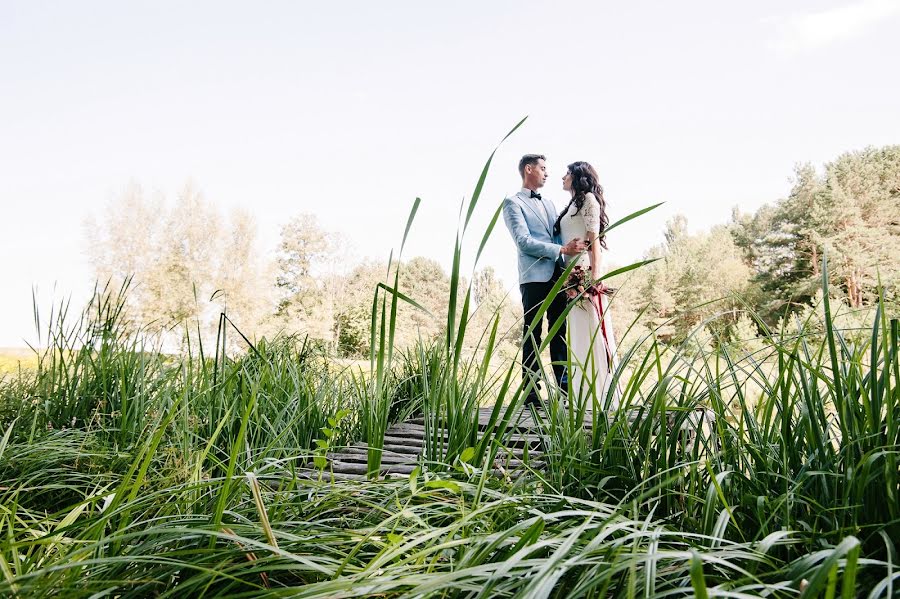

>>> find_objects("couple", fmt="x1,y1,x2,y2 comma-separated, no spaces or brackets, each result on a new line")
502,154,620,410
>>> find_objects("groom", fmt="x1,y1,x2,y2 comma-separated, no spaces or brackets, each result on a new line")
502,154,584,405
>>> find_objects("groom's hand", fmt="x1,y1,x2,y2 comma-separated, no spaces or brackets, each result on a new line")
560,238,586,256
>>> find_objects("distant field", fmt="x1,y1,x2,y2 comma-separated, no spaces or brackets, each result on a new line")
0,348,38,374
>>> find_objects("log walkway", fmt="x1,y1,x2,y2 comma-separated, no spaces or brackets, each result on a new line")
311,406,716,481
315,407,549,481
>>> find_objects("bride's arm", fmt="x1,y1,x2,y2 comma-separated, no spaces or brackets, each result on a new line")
587,230,602,280
582,193,603,280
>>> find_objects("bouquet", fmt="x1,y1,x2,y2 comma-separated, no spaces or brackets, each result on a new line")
563,264,614,300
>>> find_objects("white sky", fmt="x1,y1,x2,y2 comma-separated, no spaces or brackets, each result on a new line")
2,0,899,347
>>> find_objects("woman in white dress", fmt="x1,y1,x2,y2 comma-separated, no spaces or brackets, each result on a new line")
552,161,621,410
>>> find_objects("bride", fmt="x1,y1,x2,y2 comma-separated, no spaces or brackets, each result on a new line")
553,161,621,410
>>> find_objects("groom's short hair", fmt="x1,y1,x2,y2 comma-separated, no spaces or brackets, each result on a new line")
518,154,546,178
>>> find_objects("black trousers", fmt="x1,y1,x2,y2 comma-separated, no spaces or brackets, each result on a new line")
520,269,568,395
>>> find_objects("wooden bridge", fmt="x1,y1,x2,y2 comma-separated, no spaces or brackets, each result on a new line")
314,406,716,480
313,407,545,480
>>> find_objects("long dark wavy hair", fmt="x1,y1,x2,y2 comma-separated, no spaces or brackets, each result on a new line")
553,161,609,249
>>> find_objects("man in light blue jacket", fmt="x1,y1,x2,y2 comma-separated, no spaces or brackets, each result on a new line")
502,154,585,405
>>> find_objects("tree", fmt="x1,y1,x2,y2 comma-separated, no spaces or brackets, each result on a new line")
331,257,468,357
84,181,272,349
332,260,385,356
84,181,164,285
468,266,520,353
214,208,273,337
819,147,900,306
621,216,752,344
472,266,502,306
273,214,354,346
143,182,222,327
274,213,328,328
732,146,900,320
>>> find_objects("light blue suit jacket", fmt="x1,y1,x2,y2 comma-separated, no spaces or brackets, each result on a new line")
502,189,563,284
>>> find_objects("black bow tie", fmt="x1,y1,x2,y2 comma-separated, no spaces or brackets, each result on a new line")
530,190,542,201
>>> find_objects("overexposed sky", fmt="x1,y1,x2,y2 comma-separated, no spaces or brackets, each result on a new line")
2,0,899,347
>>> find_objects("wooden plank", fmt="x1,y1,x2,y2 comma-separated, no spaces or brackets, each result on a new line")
329,461,418,476
385,424,447,439
382,435,426,448
381,442,424,455
332,447,419,463
348,442,418,456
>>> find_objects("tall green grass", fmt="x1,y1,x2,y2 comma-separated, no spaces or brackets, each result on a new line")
534,287,899,559
0,120,897,596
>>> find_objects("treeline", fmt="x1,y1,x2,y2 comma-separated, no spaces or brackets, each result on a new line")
85,145,899,356
85,189,519,356
613,145,900,347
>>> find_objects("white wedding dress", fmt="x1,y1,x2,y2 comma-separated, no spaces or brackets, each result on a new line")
558,194,621,410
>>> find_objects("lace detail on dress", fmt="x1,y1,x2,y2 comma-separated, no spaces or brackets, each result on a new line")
581,193,601,233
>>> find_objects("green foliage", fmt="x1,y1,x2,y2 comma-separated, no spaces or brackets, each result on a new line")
732,146,900,321
312,408,351,472
0,290,897,595
613,217,752,346
4,280,354,476
607,145,899,352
